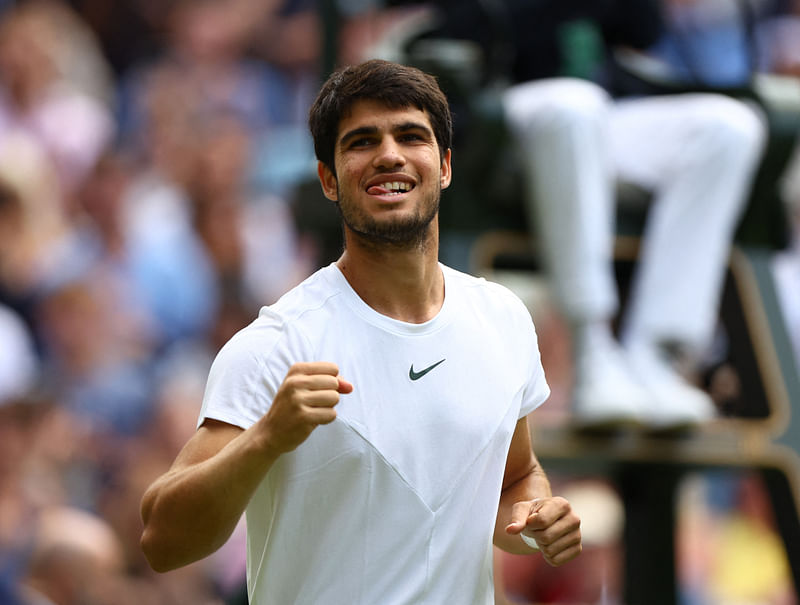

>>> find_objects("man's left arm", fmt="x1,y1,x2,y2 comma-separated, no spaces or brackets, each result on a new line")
494,416,582,565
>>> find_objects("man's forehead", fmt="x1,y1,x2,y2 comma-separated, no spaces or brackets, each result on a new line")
337,100,431,136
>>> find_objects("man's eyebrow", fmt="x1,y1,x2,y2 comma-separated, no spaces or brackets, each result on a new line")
394,121,434,136
339,126,378,147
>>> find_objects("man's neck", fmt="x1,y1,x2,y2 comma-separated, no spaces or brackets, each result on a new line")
335,231,444,324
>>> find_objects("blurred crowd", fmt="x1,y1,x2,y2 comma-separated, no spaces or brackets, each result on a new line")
0,1,332,603
0,0,798,604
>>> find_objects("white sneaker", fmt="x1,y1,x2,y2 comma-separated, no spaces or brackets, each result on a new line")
624,345,716,430
572,341,649,429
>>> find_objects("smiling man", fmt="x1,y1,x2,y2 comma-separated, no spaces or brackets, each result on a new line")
140,59,581,604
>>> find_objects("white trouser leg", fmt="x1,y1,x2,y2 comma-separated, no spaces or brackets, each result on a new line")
503,78,618,322
610,94,766,352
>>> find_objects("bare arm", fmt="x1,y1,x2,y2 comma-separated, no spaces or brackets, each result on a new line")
494,416,582,566
140,362,353,572
140,419,264,571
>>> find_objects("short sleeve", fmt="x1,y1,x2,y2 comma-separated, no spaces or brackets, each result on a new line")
515,302,551,419
197,316,288,429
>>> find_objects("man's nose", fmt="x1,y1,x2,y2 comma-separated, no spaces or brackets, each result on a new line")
373,137,405,168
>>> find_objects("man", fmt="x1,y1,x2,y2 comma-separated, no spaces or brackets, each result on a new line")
140,59,581,604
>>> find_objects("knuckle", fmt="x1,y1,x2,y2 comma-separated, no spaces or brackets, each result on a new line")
283,374,305,391
294,405,314,425
320,409,338,424
287,362,308,376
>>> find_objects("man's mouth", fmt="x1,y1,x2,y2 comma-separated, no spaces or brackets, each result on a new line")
366,181,414,196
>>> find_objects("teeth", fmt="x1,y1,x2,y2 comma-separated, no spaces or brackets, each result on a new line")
381,181,411,193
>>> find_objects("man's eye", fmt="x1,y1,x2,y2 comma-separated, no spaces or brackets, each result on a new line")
398,133,423,142
350,138,373,148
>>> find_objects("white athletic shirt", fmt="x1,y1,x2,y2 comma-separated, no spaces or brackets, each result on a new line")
198,263,550,605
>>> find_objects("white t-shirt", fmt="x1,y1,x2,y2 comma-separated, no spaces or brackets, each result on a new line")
199,263,550,605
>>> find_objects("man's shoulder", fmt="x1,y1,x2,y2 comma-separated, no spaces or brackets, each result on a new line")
266,264,344,321
221,265,340,348
443,265,529,312
211,267,341,373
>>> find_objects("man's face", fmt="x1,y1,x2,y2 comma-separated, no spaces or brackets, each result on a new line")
317,99,452,248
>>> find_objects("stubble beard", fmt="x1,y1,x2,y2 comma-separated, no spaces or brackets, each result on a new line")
335,184,441,251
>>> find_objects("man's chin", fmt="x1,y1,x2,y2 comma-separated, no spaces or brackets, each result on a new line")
347,217,436,248
337,194,440,247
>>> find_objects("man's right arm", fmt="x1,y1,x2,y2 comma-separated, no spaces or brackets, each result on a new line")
140,418,273,572
140,362,352,572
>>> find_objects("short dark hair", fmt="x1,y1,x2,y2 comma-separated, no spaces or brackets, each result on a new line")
308,59,453,173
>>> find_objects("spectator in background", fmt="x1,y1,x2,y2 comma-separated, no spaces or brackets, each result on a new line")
34,277,156,439
611,0,800,378
187,108,315,308
15,506,126,605
116,0,299,152
75,143,219,352
420,0,766,429
105,64,222,348
0,0,118,341
0,0,114,196
0,132,86,330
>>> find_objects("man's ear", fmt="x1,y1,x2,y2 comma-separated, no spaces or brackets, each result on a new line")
440,149,452,190
317,161,338,201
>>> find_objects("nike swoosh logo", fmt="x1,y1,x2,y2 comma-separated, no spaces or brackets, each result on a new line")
409,359,446,381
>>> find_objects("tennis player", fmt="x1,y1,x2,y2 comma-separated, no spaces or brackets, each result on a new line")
140,59,581,604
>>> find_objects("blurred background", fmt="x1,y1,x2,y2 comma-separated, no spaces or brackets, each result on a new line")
0,0,797,603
